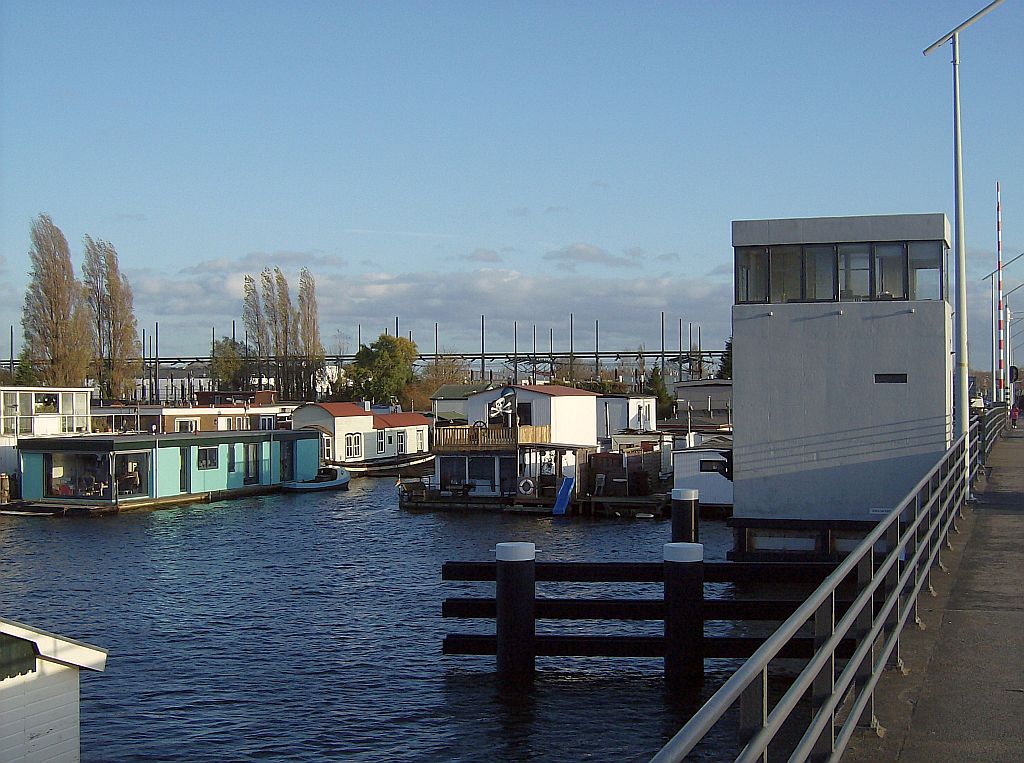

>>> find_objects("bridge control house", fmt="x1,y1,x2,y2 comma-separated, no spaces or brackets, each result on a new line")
730,214,952,559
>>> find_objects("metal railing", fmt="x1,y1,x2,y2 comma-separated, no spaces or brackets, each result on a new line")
652,419,982,762
975,403,1006,470
433,424,551,450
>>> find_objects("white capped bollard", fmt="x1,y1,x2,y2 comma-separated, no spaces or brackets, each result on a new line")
664,541,704,687
671,488,699,543
495,542,536,681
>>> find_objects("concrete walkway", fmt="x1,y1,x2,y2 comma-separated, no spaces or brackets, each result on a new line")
844,430,1024,762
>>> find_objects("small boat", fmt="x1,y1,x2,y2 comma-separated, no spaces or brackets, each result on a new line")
281,466,351,492
333,452,435,477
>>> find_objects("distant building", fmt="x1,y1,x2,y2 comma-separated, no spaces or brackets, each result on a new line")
0,616,106,763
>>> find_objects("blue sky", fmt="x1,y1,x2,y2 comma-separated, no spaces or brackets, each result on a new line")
1,1,1022,362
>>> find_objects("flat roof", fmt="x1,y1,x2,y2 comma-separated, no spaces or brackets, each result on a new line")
18,429,318,452
732,214,950,247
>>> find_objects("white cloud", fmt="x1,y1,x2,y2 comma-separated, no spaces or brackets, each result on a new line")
543,242,644,271
458,248,504,263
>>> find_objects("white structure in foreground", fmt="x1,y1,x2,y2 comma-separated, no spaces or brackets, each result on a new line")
732,214,952,526
0,617,107,763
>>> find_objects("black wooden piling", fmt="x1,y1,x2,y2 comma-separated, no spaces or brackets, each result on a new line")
671,488,700,543
495,542,536,681
664,542,704,687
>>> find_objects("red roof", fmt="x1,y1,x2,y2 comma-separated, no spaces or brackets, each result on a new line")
374,412,431,429
513,384,599,397
316,402,373,417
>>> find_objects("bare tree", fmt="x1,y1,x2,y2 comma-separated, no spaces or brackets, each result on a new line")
260,268,282,393
22,215,93,385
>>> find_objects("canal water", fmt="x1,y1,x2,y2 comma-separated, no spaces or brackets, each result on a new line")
1,478,743,762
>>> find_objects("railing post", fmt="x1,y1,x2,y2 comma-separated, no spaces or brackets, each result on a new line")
495,542,535,682
811,592,836,761
664,542,704,689
913,492,925,627
671,488,699,543
739,667,768,763
855,550,878,730
883,521,903,671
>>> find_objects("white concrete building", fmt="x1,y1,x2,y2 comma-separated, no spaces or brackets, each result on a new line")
0,617,107,763
731,214,952,549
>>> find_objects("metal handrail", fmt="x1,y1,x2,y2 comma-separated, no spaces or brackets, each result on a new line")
652,420,979,762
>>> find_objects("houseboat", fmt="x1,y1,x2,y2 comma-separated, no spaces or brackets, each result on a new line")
15,428,320,512
92,390,298,435
1,386,92,475
290,402,432,476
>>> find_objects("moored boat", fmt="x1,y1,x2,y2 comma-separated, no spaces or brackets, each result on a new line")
281,466,351,492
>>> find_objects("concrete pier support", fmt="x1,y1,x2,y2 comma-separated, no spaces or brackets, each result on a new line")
495,542,536,681
664,542,704,688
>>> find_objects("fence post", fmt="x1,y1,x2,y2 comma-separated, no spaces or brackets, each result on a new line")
671,488,699,543
495,542,536,681
664,542,704,688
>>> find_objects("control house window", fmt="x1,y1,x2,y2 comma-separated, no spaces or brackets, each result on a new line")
197,447,219,470
735,239,947,305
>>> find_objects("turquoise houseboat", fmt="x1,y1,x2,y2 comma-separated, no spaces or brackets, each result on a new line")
17,429,320,508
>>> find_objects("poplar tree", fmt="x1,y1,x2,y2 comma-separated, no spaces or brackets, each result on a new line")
22,215,93,385
82,236,141,398
297,268,324,399
242,274,269,388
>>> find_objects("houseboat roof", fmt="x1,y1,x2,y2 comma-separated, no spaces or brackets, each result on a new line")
17,429,317,452
374,412,430,429
0,616,107,673
303,402,372,418
509,384,600,397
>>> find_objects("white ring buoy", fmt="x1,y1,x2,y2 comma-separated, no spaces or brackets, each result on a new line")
517,477,536,495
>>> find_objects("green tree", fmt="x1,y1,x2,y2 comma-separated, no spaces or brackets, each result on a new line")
646,366,674,420
716,336,733,379
14,347,39,385
351,334,418,404
211,337,253,389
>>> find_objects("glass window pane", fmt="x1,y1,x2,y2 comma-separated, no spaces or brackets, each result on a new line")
804,245,836,301
735,247,768,303
770,246,802,303
838,244,871,301
873,243,906,299
34,393,58,414
909,241,943,300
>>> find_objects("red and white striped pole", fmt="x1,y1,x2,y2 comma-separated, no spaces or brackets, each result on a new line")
997,182,1004,402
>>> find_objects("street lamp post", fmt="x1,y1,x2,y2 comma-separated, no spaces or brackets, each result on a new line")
924,0,1006,436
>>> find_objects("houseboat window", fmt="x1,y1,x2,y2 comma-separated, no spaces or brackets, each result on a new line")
322,435,333,462
804,245,837,301
699,459,726,474
259,415,275,430
1,392,16,435
517,402,533,426
439,456,467,488
280,441,294,482
34,393,58,414
235,416,245,430
873,243,907,300
838,244,871,301
176,419,198,433
769,245,802,304
114,452,150,497
227,444,236,472
345,433,362,459
377,430,386,454
43,452,111,499
468,456,494,489
735,246,769,303
416,430,425,452
499,457,517,494
244,442,260,484
908,241,943,300
197,447,219,470
397,431,406,455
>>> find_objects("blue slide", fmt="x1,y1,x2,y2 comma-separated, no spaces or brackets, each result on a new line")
552,476,575,516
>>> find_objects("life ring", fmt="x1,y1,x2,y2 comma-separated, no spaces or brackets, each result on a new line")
517,477,536,496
